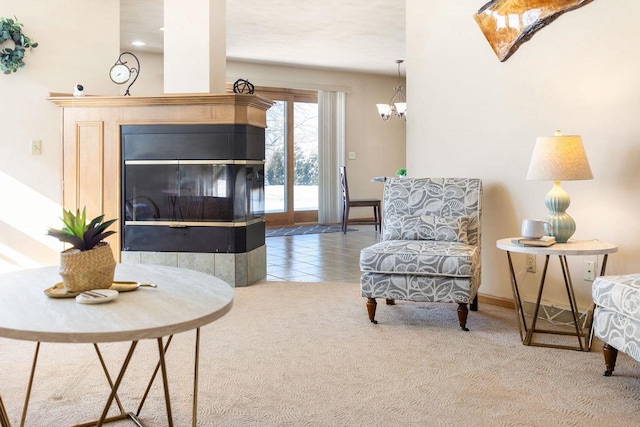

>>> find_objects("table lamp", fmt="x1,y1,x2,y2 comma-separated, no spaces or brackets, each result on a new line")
525,130,593,243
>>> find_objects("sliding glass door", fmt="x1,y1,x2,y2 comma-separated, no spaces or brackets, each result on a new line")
260,89,319,226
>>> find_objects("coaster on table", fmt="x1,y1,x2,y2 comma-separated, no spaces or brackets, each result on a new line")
75,289,119,304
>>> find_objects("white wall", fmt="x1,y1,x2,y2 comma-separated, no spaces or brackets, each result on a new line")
407,1,640,307
0,0,120,273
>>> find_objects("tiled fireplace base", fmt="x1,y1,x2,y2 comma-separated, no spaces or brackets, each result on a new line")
120,245,266,287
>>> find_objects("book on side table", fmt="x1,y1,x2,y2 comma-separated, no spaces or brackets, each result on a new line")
511,236,556,247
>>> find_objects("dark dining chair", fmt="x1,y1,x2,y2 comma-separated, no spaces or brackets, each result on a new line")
340,166,381,234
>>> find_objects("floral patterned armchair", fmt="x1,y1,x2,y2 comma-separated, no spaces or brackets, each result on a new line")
359,178,482,330
592,274,640,376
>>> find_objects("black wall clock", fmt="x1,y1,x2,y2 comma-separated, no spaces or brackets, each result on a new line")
109,52,140,95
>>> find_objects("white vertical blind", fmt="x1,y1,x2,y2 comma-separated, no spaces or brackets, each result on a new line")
317,91,346,224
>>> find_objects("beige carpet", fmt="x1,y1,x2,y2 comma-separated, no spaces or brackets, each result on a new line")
1,281,639,426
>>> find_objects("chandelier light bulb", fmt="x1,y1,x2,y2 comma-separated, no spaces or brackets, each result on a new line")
376,103,393,120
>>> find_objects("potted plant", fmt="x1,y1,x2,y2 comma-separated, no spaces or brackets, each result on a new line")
396,167,407,178
47,207,117,293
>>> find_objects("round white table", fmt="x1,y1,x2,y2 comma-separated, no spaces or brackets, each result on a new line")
496,238,617,351
0,264,234,427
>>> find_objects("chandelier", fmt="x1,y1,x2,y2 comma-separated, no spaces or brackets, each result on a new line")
376,60,406,121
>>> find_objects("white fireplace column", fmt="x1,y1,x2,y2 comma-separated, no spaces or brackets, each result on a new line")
164,0,226,94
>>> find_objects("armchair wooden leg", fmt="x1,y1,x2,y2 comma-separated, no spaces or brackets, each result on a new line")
366,298,378,324
470,295,478,312
457,303,469,331
385,299,395,305
603,343,619,377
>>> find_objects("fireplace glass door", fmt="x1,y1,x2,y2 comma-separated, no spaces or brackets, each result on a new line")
124,161,264,224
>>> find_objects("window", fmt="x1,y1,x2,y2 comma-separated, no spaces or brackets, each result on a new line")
257,88,319,226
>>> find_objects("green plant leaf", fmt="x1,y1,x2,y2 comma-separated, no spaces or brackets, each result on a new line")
46,229,85,250
48,206,117,251
84,230,116,250
93,218,118,235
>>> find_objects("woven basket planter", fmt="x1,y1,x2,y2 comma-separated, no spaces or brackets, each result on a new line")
59,242,116,293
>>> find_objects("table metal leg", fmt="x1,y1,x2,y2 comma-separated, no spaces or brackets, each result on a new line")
193,328,200,427
506,252,527,342
93,344,126,414
19,341,143,427
156,337,174,427
95,341,139,427
0,393,10,427
506,251,604,351
136,330,202,426
586,254,609,350
20,342,40,427
66,344,145,427
15,330,205,427
559,256,584,350
136,335,174,417
525,255,550,345
600,254,609,276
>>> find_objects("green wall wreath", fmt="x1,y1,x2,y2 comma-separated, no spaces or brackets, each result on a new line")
0,17,38,74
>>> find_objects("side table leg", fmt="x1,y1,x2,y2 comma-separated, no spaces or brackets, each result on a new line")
587,255,610,350
584,254,610,351
599,254,609,276
526,255,550,345
587,302,597,350
559,256,584,351
506,252,527,341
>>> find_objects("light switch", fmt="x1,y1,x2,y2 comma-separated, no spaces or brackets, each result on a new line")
30,139,42,155
348,151,356,160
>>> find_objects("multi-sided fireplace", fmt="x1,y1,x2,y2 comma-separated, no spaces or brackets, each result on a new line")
48,92,272,288
120,123,266,284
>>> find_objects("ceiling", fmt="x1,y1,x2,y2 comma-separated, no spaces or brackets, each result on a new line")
120,0,406,76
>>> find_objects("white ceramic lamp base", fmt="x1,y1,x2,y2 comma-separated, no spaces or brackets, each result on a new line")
544,181,575,243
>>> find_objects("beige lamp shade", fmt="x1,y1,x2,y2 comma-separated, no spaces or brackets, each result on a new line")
526,133,593,181
525,131,593,243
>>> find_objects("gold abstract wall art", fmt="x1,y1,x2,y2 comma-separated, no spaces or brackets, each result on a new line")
474,0,595,62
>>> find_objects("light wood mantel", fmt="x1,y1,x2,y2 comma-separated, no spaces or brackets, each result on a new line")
47,92,273,108
47,92,273,127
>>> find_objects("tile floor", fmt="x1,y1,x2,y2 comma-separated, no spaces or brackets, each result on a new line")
265,224,380,283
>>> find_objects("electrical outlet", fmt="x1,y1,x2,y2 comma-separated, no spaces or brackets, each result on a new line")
526,254,536,273
348,151,356,160
584,260,596,281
